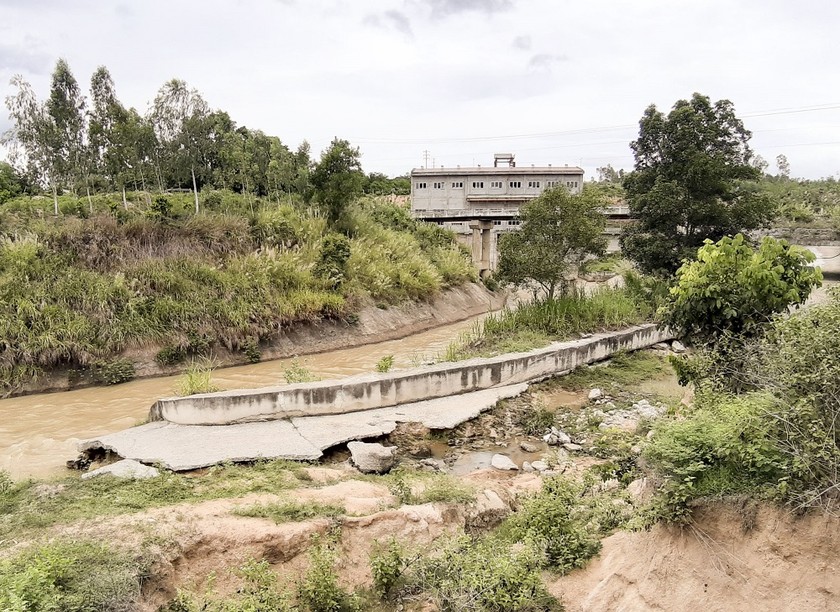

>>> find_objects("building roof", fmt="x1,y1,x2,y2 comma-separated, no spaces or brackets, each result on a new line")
410,165,584,177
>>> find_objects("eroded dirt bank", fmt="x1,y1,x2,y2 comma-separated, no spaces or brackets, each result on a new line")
551,502,840,612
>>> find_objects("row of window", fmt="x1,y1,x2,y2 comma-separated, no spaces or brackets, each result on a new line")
416,179,578,190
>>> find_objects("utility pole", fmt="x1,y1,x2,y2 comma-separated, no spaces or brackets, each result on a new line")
423,150,431,168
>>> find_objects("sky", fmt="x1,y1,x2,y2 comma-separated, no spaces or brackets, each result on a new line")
1,0,839,180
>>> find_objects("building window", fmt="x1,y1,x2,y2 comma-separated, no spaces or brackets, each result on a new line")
493,220,503,226
528,181,541,188
566,180,579,189
490,181,503,188
509,219,520,226
472,181,484,188
509,181,522,188
433,182,443,189
416,182,427,189
451,181,463,188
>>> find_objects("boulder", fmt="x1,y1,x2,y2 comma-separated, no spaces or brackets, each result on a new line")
563,443,583,452
671,340,687,353
419,457,447,473
82,459,160,480
551,428,572,445
520,441,540,453
531,460,549,472
348,441,397,474
588,388,604,401
522,461,535,472
651,342,670,351
490,454,519,471
543,433,559,446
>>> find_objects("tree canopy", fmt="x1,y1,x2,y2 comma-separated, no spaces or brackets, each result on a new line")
620,93,775,275
496,186,607,299
310,138,364,227
661,233,821,345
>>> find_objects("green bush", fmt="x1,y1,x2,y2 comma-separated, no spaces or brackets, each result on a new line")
505,477,601,573
156,345,187,367
93,358,136,385
0,540,147,612
297,536,359,612
375,355,394,373
176,361,220,396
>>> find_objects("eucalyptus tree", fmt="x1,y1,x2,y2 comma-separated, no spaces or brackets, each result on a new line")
150,79,209,212
46,59,89,207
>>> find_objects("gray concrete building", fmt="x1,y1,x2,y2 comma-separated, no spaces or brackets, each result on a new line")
410,154,587,273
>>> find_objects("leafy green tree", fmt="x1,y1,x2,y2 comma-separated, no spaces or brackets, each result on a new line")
0,161,26,204
496,186,607,299
310,138,364,226
776,153,791,178
620,93,774,275
661,233,821,345
46,59,88,206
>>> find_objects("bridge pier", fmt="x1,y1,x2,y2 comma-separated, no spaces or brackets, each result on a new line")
469,220,494,276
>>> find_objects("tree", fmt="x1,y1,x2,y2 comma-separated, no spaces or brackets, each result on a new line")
310,138,364,226
661,233,822,345
620,93,774,275
596,164,624,183
776,153,791,178
0,161,26,204
150,79,209,212
496,186,607,299
46,59,88,206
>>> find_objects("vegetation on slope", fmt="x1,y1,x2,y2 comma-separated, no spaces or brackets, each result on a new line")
0,192,475,394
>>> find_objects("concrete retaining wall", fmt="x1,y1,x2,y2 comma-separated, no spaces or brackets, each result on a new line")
150,324,673,426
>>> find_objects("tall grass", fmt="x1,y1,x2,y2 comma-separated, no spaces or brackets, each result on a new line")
444,288,651,360
0,193,474,394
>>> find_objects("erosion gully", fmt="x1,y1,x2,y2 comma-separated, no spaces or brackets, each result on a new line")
0,314,488,480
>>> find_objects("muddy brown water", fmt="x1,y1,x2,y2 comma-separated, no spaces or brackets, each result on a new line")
0,315,489,480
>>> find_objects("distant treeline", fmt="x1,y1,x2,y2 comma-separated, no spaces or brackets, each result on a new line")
1,59,409,212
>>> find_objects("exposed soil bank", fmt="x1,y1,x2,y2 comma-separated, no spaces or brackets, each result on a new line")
551,502,840,611
17,283,506,397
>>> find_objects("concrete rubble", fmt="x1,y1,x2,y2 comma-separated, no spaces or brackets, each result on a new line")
82,459,160,480
79,384,528,471
348,441,397,474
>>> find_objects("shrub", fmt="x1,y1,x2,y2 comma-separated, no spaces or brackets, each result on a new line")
176,361,220,396
156,345,187,367
297,536,358,612
283,358,318,384
93,359,136,385
505,476,601,573
370,538,408,599
375,355,394,373
242,337,261,363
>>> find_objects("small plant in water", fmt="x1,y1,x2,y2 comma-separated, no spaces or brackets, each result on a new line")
176,360,220,396
283,358,318,384
375,355,395,373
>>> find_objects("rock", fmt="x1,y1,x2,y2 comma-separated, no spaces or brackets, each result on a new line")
419,458,446,473
563,443,583,452
491,454,519,471
347,441,398,474
627,477,648,499
588,388,604,401
671,340,687,353
555,430,572,445
600,478,621,492
543,433,559,446
406,443,432,459
651,342,670,350
631,444,642,455
647,430,656,440
531,460,549,472
82,459,160,480
520,441,539,453
522,461,535,472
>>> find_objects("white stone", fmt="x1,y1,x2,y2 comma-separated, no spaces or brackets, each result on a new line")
588,388,604,401
348,441,397,474
531,460,549,472
491,454,519,471
671,340,687,353
555,430,572,445
522,461,535,472
563,443,583,452
543,433,559,446
82,459,160,480
519,441,539,453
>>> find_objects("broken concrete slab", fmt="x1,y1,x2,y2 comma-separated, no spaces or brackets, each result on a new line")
79,384,530,471
348,441,397,474
82,459,160,480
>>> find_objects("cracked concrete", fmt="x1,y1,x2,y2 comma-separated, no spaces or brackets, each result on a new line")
79,384,527,471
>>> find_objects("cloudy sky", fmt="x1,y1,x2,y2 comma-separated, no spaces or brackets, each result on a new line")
1,0,839,179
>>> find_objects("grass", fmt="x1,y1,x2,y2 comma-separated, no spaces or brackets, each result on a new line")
442,288,651,361
556,350,670,391
0,459,308,541
234,500,345,523
0,194,475,394
175,360,220,396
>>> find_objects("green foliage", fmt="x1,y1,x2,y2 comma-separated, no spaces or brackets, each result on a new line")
283,359,318,384
0,540,148,612
242,337,261,363
234,500,345,523
92,358,135,385
661,234,821,344
375,355,394,373
315,233,351,288
167,559,295,612
310,138,364,228
176,361,220,396
621,93,774,275
505,477,601,573
497,186,607,299
519,404,556,435
156,345,188,367
644,393,790,520
405,535,560,611
444,288,649,360
370,538,409,599
0,161,26,204
298,535,359,612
